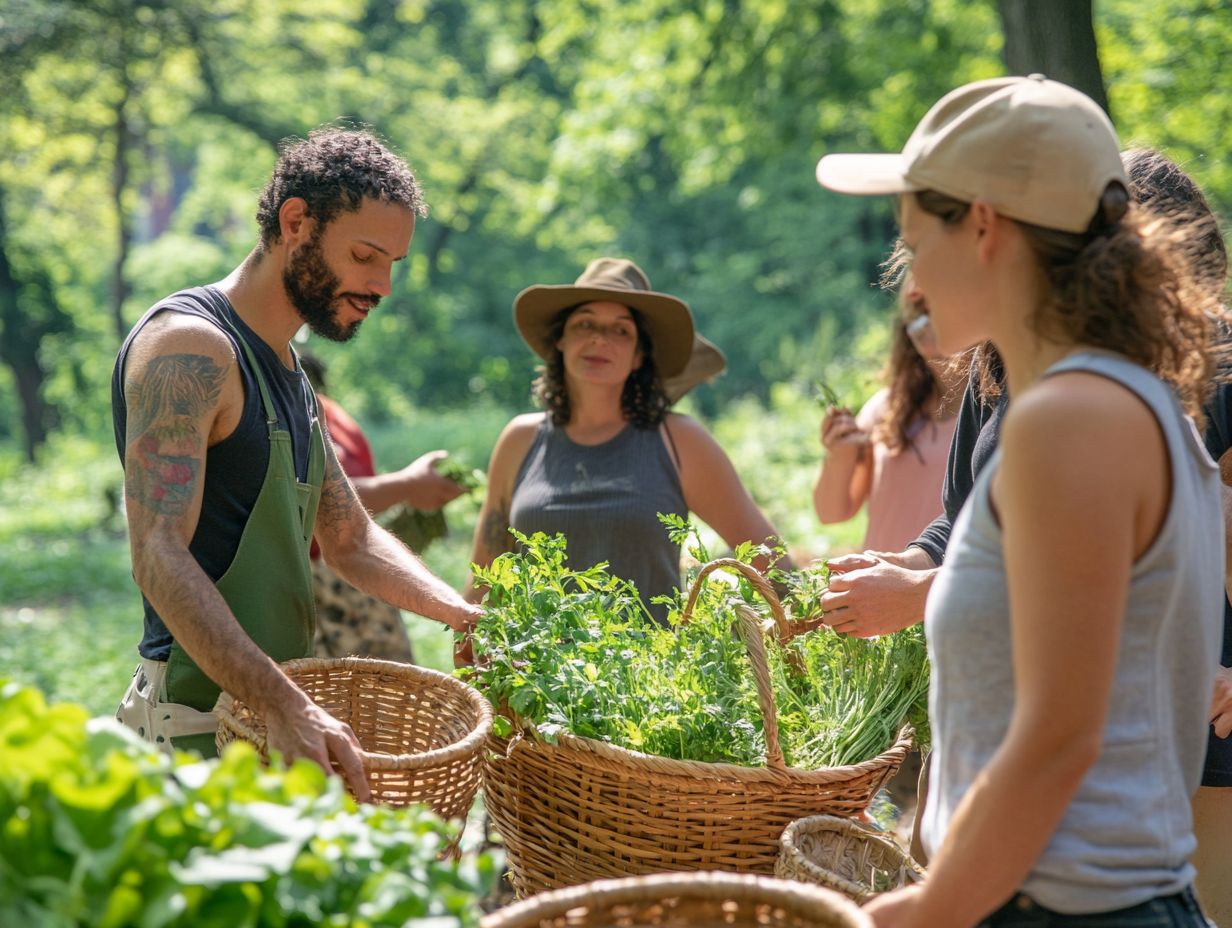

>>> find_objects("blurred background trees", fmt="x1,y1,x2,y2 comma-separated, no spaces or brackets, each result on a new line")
1,0,1227,460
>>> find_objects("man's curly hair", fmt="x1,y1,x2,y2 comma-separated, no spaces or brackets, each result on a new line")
533,306,669,428
256,127,427,247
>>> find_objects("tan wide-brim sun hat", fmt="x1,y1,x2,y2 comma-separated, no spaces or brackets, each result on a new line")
513,257,696,379
663,333,726,403
816,75,1126,234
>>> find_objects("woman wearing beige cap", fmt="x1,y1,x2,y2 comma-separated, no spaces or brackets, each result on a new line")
464,258,786,624
818,77,1223,926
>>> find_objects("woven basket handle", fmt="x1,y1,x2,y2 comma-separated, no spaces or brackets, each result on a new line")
680,558,791,772
679,558,793,642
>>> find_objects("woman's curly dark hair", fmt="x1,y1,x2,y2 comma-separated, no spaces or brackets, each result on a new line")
875,242,966,453
532,306,669,428
913,182,1220,420
256,127,428,247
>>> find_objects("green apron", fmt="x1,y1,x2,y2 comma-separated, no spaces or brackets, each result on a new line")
164,321,325,755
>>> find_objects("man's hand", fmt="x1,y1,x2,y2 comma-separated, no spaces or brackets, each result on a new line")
1211,665,1232,738
264,694,372,802
448,601,483,635
818,552,936,637
397,450,467,510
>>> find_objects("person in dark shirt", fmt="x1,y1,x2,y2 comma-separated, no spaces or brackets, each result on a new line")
112,128,480,794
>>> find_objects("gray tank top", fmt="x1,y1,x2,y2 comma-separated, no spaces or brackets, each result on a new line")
510,416,687,624
921,351,1223,913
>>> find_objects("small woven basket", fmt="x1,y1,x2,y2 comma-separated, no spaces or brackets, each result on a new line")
776,815,925,903
215,656,492,819
483,559,912,896
479,871,872,928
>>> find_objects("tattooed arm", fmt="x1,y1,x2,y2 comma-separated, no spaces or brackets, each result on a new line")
313,422,480,631
463,413,542,603
122,314,369,798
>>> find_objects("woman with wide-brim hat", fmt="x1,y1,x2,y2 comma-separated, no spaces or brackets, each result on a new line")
463,257,785,623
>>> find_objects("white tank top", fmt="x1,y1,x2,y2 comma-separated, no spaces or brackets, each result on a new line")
922,350,1223,913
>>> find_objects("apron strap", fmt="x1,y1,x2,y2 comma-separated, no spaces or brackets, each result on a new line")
216,309,280,436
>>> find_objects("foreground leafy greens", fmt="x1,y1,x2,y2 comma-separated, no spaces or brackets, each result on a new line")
468,529,929,770
0,682,489,928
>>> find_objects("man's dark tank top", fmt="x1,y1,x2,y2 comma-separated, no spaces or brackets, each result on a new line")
111,285,316,660
509,416,687,624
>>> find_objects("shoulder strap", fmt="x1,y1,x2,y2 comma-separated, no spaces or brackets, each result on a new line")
215,308,279,432
660,416,682,473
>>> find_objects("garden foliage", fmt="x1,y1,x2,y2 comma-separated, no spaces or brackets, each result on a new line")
468,527,929,770
0,681,488,928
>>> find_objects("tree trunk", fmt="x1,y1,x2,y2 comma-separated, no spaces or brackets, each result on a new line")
0,245,48,462
0,188,64,461
9,356,53,462
997,0,1109,115
111,65,134,340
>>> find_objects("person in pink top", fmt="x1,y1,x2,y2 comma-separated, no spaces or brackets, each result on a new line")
813,277,966,553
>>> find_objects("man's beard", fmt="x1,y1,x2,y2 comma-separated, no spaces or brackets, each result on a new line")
282,233,376,342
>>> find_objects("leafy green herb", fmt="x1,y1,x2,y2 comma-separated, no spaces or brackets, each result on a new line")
467,529,929,770
814,380,843,409
384,506,449,551
0,681,490,927
381,456,486,551
436,458,484,494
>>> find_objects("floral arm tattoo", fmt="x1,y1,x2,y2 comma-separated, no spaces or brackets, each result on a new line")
125,354,225,516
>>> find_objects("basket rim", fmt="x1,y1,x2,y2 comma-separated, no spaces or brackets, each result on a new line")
477,871,873,928
779,814,927,884
781,814,923,863
497,722,913,786
216,656,494,771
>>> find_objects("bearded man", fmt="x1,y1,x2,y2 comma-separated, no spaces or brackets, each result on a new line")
110,128,479,794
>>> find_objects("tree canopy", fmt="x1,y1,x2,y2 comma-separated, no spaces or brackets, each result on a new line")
1,0,1228,457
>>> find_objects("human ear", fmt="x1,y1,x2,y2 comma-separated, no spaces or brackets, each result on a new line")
278,197,314,245
969,200,999,262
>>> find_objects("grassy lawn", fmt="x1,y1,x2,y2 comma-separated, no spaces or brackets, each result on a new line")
0,394,865,717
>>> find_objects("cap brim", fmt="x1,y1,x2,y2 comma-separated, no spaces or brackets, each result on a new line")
815,153,917,195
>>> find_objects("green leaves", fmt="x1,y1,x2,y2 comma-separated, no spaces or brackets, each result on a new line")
468,530,928,770
0,680,487,927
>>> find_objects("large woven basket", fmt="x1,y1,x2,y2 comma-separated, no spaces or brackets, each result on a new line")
777,815,925,903
482,559,912,897
215,656,492,819
479,872,872,928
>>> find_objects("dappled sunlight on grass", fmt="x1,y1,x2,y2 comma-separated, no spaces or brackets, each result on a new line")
0,595,135,716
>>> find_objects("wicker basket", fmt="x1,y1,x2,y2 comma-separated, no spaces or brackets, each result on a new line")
482,559,912,896
215,656,492,819
776,815,925,903
479,872,872,928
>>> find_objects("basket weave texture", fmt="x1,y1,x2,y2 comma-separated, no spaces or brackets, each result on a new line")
215,656,492,819
776,815,925,903
479,871,872,928
482,559,912,896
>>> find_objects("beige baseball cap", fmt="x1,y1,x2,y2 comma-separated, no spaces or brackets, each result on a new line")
816,75,1127,234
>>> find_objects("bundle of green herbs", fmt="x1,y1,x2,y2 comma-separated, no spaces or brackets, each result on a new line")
382,456,485,552
467,519,929,771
